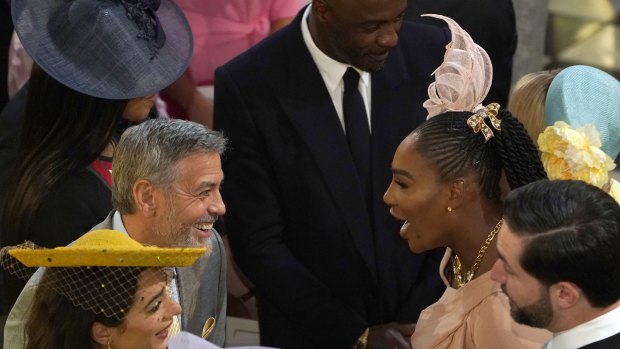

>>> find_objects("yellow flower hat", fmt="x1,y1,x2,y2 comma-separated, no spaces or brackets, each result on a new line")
8,229,207,267
538,121,616,188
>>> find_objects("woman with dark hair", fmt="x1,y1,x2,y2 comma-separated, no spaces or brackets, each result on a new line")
383,15,551,348
2,65,145,248
1,230,206,349
0,0,193,317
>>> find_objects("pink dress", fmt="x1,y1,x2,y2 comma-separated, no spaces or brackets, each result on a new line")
411,249,551,349
176,0,305,86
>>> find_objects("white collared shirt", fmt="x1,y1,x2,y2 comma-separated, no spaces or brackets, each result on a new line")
545,304,620,349
300,5,372,133
112,211,181,309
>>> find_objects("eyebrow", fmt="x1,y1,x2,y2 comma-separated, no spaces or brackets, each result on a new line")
362,10,406,24
144,285,166,310
196,179,222,191
390,168,414,180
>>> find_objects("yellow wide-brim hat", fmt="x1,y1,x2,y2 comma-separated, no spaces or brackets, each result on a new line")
8,229,207,267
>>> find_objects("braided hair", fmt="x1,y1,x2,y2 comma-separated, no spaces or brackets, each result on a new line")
410,108,547,205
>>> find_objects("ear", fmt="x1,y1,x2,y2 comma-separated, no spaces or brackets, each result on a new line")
91,322,112,348
132,179,158,217
550,281,582,309
446,178,465,210
312,0,330,23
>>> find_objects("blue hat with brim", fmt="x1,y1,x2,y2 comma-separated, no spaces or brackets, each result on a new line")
545,65,620,159
12,0,193,100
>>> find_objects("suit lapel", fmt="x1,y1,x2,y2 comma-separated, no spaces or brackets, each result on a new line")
91,211,115,230
176,265,199,329
269,14,378,283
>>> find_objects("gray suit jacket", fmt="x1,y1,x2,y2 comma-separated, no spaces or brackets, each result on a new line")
3,211,227,348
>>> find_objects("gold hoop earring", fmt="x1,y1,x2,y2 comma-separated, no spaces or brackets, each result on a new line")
447,206,453,212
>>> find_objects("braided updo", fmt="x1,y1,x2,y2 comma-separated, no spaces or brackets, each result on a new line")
409,108,547,205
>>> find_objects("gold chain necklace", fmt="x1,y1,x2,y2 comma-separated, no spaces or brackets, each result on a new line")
451,219,503,288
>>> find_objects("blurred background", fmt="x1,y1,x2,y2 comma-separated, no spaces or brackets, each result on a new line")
545,0,619,78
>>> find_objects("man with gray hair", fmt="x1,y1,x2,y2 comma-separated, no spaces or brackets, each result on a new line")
4,118,228,347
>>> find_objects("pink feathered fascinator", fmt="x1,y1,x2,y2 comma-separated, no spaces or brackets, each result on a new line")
423,14,493,119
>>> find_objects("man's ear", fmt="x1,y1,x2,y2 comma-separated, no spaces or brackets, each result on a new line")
132,179,157,217
312,0,330,23
91,322,112,348
551,281,582,309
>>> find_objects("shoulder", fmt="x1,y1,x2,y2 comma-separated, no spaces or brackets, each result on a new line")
580,332,620,348
399,20,450,44
470,291,550,347
50,166,112,194
38,168,111,211
395,20,449,61
27,168,112,247
4,268,46,347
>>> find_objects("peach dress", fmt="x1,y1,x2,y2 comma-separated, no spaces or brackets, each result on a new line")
411,249,551,349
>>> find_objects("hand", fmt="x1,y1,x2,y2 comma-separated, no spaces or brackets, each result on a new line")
367,322,416,349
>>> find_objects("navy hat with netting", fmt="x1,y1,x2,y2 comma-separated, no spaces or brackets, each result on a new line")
12,0,193,99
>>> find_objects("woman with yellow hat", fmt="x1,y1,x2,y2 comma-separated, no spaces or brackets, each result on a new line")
0,0,193,317
1,229,206,349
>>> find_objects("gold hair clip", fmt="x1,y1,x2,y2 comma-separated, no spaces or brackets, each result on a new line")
467,103,501,142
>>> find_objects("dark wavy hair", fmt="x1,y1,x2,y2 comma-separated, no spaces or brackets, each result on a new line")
409,108,547,205
504,180,620,307
0,65,129,247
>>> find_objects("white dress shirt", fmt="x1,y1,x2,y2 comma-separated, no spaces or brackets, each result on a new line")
300,5,372,133
545,304,620,349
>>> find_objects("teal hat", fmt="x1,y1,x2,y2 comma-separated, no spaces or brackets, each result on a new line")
545,65,620,158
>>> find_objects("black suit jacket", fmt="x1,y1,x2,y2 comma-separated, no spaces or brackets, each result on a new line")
214,8,448,348
579,331,620,348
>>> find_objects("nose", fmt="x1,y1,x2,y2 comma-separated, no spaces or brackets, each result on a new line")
207,190,226,216
165,297,182,318
383,183,395,206
490,259,506,283
377,23,399,49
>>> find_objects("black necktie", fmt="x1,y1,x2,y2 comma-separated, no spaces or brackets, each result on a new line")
343,68,372,207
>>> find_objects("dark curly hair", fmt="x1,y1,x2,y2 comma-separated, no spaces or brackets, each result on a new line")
409,108,547,204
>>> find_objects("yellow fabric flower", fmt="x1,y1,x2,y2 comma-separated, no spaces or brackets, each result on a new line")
538,121,616,188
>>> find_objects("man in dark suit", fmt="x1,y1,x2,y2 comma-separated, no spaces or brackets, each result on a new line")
491,180,620,349
214,0,448,347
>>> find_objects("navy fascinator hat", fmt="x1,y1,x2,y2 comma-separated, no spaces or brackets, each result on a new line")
12,0,193,100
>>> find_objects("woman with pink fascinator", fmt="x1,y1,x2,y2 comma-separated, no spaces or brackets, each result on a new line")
383,15,551,348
